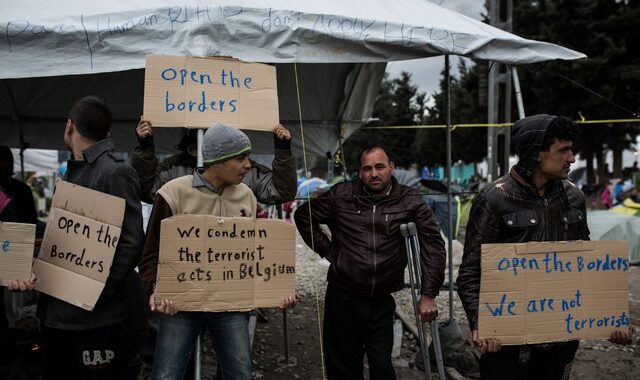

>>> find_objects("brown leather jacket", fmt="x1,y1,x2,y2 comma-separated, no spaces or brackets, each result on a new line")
457,168,589,330
295,177,446,297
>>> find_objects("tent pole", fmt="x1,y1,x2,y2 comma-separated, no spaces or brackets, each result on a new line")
194,128,204,380
445,55,454,323
2,79,26,181
511,66,526,119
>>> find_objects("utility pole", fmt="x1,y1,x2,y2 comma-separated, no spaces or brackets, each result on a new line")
487,0,513,181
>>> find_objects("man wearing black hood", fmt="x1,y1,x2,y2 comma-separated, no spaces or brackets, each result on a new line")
457,115,632,379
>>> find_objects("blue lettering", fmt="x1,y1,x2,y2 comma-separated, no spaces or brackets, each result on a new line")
165,91,175,112
566,312,628,334
179,69,188,86
561,290,582,311
244,77,252,89
527,298,554,313
497,258,510,272
565,313,574,333
577,256,584,271
229,99,237,112
485,293,516,317
2,240,9,252
161,68,177,81
198,91,208,112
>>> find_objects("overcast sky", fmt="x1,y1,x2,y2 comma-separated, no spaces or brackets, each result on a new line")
386,0,486,98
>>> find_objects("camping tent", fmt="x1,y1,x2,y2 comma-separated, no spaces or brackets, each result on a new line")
588,210,640,264
1,0,585,159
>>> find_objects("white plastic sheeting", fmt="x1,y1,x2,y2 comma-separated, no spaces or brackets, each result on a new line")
1,0,585,79
0,0,585,159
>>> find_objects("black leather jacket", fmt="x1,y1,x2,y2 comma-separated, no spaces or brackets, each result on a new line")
295,177,446,298
457,168,589,330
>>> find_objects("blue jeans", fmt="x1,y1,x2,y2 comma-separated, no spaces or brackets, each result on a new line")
151,311,252,380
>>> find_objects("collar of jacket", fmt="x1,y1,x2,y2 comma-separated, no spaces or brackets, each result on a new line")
81,139,115,163
509,166,560,198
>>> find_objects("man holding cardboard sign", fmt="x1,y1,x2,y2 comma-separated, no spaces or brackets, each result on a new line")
133,54,296,206
10,96,145,379
138,123,297,379
295,145,446,380
457,115,632,379
132,121,297,205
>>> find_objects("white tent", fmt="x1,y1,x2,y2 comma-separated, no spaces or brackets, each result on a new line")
0,0,584,159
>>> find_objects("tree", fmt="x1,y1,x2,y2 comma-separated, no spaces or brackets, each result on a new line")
343,71,426,171
418,59,488,166
512,0,640,183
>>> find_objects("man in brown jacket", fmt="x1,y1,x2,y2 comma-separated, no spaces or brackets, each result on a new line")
295,145,446,380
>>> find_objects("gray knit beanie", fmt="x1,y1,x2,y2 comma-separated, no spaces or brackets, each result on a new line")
202,123,251,165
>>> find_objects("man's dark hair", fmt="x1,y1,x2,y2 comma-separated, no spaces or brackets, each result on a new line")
68,96,112,141
541,116,580,152
0,146,14,176
176,129,198,152
358,144,393,167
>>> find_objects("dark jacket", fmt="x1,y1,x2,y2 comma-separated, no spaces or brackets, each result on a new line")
38,139,144,330
295,177,446,298
131,136,297,204
0,178,37,224
457,169,589,331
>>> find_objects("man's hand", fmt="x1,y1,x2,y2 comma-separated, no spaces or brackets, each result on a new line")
609,327,634,345
418,296,438,322
279,292,301,310
273,124,291,141
6,272,37,292
136,117,153,140
149,293,178,316
472,330,502,354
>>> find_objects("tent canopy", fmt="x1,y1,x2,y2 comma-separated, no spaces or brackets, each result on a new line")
0,0,585,157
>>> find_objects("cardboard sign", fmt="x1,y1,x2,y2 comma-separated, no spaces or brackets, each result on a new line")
0,222,36,286
155,215,296,312
143,54,279,131
33,181,125,311
479,240,629,345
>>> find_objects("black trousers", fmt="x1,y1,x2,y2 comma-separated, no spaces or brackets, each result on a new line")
42,323,125,380
480,340,579,380
323,283,396,380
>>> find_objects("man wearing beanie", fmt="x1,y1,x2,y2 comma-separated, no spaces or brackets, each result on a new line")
131,119,297,205
138,123,297,379
457,115,632,379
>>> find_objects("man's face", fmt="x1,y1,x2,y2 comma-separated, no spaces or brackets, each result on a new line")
217,154,252,186
537,139,575,181
359,148,395,195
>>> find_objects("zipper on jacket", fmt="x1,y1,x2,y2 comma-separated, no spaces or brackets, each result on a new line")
543,198,550,240
371,204,377,297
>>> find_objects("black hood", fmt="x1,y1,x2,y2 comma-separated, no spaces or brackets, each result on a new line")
512,114,558,182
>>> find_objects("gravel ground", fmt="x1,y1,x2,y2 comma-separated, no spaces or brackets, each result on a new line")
250,233,639,380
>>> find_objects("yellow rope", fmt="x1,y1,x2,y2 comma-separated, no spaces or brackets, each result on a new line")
294,62,327,379
362,118,640,130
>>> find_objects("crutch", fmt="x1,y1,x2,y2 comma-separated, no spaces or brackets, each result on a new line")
401,222,445,380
